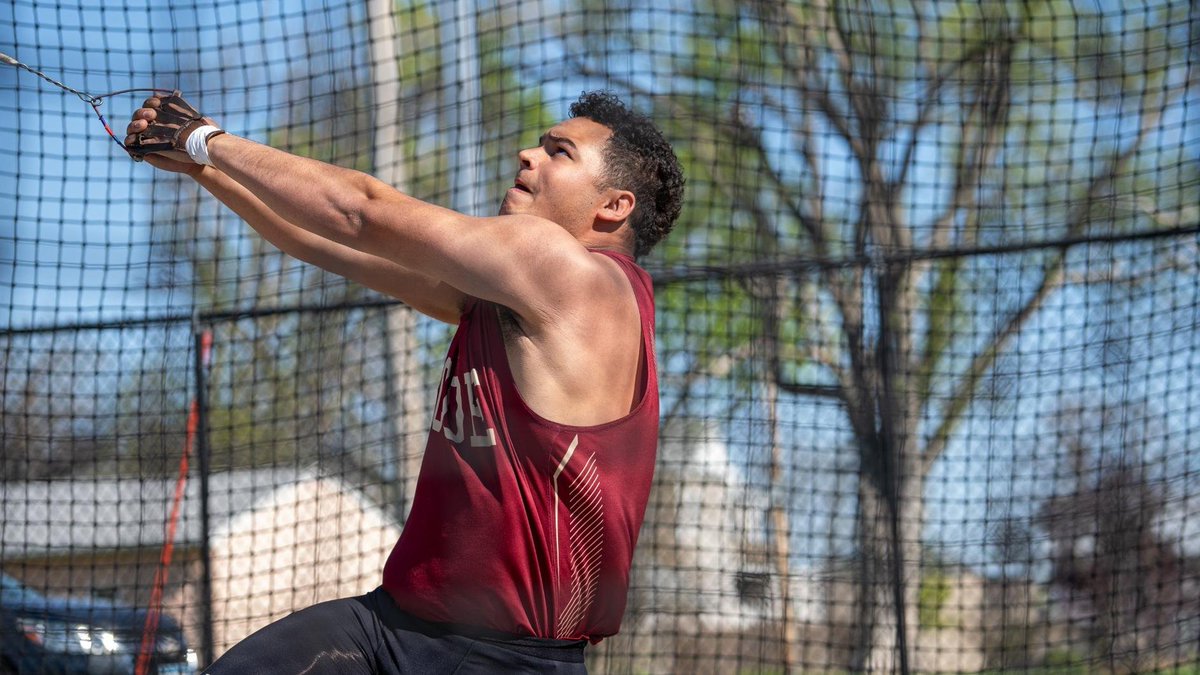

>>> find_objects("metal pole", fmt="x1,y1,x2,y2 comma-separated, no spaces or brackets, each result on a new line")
369,0,428,519
876,261,911,675
193,328,215,668
445,0,482,216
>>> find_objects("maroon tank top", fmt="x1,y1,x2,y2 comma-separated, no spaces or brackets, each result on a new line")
382,250,659,642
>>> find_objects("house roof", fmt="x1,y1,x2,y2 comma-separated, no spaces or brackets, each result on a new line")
0,467,388,558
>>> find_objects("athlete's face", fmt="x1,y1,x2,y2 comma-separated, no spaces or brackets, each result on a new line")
499,117,616,234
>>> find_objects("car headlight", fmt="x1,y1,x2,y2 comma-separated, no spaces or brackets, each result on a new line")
15,617,131,655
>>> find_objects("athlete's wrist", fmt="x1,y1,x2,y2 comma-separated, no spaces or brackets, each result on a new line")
184,124,226,166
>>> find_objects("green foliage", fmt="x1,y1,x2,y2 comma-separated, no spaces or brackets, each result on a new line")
917,568,953,629
394,1,441,92
1038,648,1095,673
915,257,963,400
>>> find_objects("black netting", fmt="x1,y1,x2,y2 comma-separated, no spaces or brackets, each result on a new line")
3,1,1199,672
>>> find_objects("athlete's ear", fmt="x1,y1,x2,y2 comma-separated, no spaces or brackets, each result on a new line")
596,189,635,225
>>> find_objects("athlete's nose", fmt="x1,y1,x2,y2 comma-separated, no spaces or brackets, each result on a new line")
517,145,539,170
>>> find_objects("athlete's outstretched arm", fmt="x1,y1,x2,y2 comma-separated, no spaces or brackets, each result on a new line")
125,93,616,325
136,153,466,323
193,165,468,323
201,133,607,325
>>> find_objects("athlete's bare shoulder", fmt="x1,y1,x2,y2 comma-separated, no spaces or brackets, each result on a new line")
495,247,642,426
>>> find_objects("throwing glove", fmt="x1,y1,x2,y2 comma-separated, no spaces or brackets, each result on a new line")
126,90,221,161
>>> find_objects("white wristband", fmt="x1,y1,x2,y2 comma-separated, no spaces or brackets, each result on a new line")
185,125,225,166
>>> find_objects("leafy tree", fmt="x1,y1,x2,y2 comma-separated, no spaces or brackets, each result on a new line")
561,0,1198,669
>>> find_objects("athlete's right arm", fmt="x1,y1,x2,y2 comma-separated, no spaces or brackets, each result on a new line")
165,159,466,324
125,97,468,322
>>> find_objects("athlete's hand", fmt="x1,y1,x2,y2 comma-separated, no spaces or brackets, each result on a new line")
124,91,219,167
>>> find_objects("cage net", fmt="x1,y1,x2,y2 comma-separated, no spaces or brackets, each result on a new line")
2,0,1199,673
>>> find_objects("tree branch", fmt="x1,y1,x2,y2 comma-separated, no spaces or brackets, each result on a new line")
754,0,866,160
921,82,1182,475
726,107,829,257
724,3,878,389
811,0,878,150
759,88,829,248
907,40,1014,398
893,37,1013,190
725,105,878,418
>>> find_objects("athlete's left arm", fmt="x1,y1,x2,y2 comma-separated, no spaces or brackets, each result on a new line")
205,133,611,323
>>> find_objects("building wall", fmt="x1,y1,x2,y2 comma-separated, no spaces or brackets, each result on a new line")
164,476,401,659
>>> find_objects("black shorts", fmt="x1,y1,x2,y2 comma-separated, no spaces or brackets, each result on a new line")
202,587,588,674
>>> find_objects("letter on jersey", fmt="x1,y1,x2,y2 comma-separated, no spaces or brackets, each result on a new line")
431,358,497,448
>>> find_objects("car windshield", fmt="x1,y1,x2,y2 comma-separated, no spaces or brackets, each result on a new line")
1,573,44,603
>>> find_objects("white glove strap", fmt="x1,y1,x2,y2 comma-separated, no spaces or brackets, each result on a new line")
185,125,225,166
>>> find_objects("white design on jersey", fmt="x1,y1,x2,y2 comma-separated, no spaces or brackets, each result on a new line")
552,435,579,591
555,448,604,638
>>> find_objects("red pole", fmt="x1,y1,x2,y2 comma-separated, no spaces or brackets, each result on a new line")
136,330,212,675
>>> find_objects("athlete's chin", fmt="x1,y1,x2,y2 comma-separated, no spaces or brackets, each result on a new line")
498,198,530,217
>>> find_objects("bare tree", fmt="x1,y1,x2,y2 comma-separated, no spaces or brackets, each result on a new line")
1037,402,1198,671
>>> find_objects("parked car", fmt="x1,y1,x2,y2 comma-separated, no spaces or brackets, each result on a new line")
0,573,196,674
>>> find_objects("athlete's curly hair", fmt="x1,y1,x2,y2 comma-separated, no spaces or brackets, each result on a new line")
570,91,684,259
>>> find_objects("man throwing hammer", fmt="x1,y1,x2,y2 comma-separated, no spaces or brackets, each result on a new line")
126,89,683,674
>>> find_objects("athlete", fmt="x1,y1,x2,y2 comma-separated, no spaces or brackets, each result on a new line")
125,90,683,673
